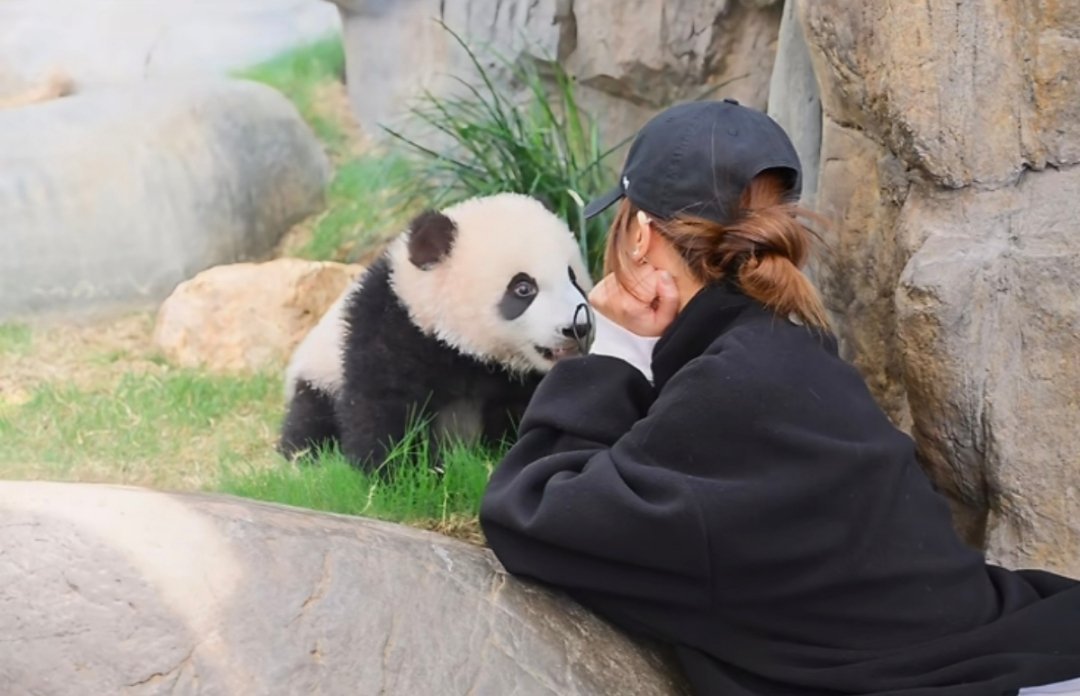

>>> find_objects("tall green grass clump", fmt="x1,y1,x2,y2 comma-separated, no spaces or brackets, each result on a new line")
385,23,622,278
220,420,502,527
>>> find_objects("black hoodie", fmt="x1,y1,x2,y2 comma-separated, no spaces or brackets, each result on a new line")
479,282,1080,696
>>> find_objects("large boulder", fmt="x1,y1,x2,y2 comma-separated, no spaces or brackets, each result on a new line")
328,0,783,150
153,259,364,373
774,0,1080,572
0,482,687,695
0,0,340,95
0,80,331,321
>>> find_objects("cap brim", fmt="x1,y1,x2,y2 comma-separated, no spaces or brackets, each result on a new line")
582,183,624,220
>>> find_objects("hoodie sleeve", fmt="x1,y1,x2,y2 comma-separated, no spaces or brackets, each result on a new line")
586,310,661,383
479,354,714,606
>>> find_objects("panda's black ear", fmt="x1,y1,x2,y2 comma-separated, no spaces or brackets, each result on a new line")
407,210,457,270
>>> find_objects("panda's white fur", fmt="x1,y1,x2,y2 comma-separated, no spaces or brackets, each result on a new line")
283,282,353,402
280,192,593,467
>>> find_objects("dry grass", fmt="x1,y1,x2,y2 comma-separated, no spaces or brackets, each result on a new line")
421,516,486,546
311,80,369,163
1,312,161,396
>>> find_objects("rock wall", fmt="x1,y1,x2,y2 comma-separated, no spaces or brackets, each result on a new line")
329,0,784,149
771,1,1080,572
0,482,687,695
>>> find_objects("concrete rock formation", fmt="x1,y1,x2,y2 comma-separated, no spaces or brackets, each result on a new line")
769,0,1080,572
0,482,688,696
328,0,783,149
153,259,364,373
0,80,330,321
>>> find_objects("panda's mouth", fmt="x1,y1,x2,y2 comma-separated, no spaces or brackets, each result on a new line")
533,343,580,363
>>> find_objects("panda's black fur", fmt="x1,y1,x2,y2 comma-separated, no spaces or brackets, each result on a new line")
340,257,540,468
280,380,339,457
278,194,590,473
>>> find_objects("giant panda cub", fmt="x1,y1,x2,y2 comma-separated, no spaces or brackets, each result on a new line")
280,192,593,472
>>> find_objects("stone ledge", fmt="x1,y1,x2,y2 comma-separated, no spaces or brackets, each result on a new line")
0,481,687,695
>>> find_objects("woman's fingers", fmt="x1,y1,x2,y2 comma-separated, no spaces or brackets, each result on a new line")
588,274,618,318
653,271,680,329
588,269,681,338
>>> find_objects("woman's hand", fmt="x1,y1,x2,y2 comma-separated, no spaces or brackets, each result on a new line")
589,265,680,337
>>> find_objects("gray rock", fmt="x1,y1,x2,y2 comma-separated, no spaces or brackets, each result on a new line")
799,0,1080,189
566,0,781,112
0,0,340,93
895,165,1080,571
787,0,1080,573
805,117,914,429
0,481,687,696
0,80,330,320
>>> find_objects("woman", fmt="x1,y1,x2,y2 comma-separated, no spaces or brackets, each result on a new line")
479,100,1080,695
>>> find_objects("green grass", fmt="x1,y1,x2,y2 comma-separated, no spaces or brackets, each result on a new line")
237,35,350,158
386,22,621,278
0,323,32,355
1,328,503,540
220,430,501,526
0,370,282,488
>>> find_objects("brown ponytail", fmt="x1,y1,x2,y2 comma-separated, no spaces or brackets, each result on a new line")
603,171,830,330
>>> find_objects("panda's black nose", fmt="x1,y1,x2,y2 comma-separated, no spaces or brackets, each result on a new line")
562,302,594,354
561,312,593,340
561,324,587,339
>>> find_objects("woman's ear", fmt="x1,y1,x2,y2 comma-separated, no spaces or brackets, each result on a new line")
633,210,654,260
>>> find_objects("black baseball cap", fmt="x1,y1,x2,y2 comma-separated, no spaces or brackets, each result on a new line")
583,99,802,225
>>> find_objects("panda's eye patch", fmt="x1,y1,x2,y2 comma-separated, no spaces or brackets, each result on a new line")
499,273,538,320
